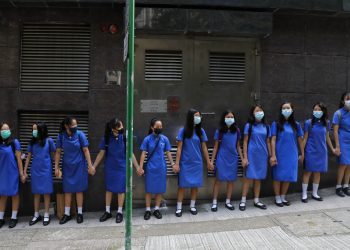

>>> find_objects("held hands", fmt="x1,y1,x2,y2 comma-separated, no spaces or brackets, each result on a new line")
137,167,144,177
172,163,180,174
207,161,214,171
242,158,249,168
55,168,62,178
20,173,26,183
298,154,304,165
88,165,96,176
334,147,341,157
269,156,277,167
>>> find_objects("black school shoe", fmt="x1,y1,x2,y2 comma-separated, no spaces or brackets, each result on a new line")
144,211,151,220
211,204,218,212
225,203,235,211
175,209,182,217
0,219,5,228
275,201,284,207
301,198,308,203
254,202,267,210
8,219,18,228
76,214,84,224
29,215,42,226
59,214,72,225
116,213,123,223
343,187,350,196
99,212,112,222
190,207,198,215
336,187,345,197
153,210,162,219
282,201,291,206
239,202,246,211
311,195,323,201
43,216,50,226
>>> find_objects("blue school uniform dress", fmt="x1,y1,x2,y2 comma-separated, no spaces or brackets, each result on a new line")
176,128,208,188
99,134,126,193
0,139,21,196
271,121,303,182
244,123,271,180
56,131,89,193
333,108,350,165
140,134,171,194
214,129,240,181
304,119,330,173
28,138,56,194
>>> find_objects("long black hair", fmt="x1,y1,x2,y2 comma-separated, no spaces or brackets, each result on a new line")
339,91,350,108
311,102,328,127
104,118,123,147
247,105,267,136
219,110,238,134
0,122,13,145
59,116,76,134
148,118,161,135
184,108,203,140
277,102,297,132
30,122,48,147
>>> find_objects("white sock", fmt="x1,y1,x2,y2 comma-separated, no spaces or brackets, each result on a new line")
344,184,349,188
11,211,18,219
64,207,71,216
117,207,123,214
275,196,282,203
176,202,182,211
190,200,196,208
77,207,83,215
254,198,259,204
336,184,342,189
34,211,39,218
241,196,247,203
154,206,160,211
312,183,320,198
302,183,308,199
146,207,151,211
0,211,4,220
226,199,231,204
106,206,111,213
212,199,217,205
281,195,287,202
44,213,49,222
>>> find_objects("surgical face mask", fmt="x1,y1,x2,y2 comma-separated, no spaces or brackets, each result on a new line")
225,118,235,127
194,116,201,125
313,111,323,119
345,100,350,108
281,109,293,119
69,126,78,134
32,130,38,138
254,111,264,121
1,130,11,140
154,128,162,135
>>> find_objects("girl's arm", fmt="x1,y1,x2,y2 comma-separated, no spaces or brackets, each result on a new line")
16,150,25,183
54,148,62,178
298,137,304,163
166,151,175,167
138,151,146,176
82,147,93,169
333,125,341,156
132,153,139,169
23,152,32,179
237,140,246,167
242,135,249,167
173,141,182,173
270,136,277,166
202,142,214,171
211,140,219,166
326,132,337,155
93,150,105,169
266,138,272,159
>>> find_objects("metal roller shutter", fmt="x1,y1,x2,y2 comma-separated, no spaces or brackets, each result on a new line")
209,52,245,83
20,23,91,92
18,111,89,181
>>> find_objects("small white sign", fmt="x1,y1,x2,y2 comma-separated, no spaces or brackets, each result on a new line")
140,100,167,113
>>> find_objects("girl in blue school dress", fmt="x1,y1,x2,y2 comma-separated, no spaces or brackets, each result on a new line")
54,117,94,225
210,110,244,212
24,122,56,226
174,108,213,217
138,118,175,220
0,122,26,229
302,102,336,202
239,105,271,211
92,118,139,224
333,92,350,197
270,102,304,207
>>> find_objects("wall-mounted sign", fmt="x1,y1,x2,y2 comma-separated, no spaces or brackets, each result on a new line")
140,99,167,113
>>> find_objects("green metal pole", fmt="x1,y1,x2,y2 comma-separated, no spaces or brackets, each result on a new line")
125,0,135,249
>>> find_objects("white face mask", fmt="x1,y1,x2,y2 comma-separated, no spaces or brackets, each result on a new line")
225,117,235,127
345,100,350,108
254,111,264,121
194,116,201,125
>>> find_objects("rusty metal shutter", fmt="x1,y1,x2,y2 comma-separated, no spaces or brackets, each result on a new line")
209,52,245,83
20,23,91,92
19,111,89,181
145,50,183,81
